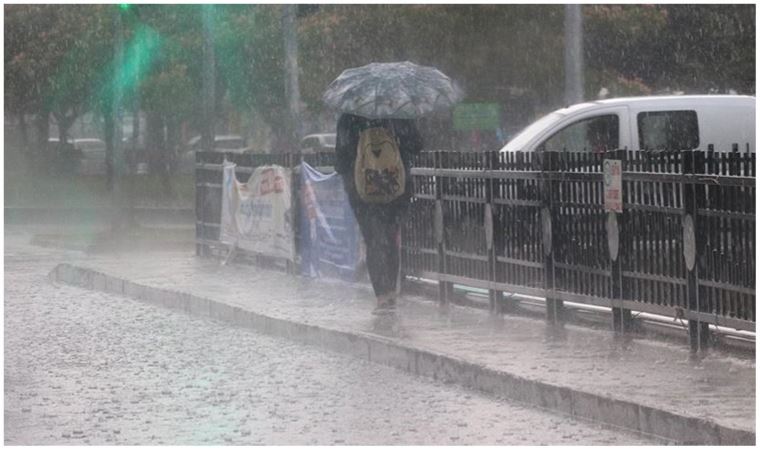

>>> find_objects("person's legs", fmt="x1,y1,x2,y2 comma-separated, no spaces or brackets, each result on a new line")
353,207,401,311
344,174,406,312
360,214,391,298
367,207,404,311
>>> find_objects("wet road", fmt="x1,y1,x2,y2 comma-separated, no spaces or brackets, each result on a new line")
4,229,662,445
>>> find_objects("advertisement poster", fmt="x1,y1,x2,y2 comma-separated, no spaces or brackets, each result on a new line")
220,162,295,260
299,162,363,280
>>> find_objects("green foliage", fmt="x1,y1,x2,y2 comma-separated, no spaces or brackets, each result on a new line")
217,5,289,127
4,4,755,147
660,5,755,93
5,5,114,117
130,5,204,123
584,4,755,94
584,5,668,89
298,5,575,113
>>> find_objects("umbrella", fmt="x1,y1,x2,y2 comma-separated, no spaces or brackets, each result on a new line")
322,61,464,120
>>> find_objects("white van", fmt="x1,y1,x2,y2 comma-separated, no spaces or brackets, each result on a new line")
500,95,755,153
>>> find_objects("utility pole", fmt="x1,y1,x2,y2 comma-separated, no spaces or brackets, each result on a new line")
282,4,302,151
111,5,126,231
564,4,584,105
201,5,216,153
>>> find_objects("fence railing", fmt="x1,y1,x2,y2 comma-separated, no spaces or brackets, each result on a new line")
195,148,755,351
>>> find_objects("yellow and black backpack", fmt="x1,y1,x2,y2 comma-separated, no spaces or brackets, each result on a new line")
354,126,405,203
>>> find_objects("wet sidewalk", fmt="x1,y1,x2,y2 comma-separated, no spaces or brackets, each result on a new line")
50,252,755,444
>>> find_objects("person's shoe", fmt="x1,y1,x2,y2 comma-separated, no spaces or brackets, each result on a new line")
372,294,397,315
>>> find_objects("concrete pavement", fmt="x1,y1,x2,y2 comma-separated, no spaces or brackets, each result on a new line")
46,248,756,445
8,245,661,445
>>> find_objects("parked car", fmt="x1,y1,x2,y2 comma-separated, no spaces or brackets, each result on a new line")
300,133,336,153
178,134,249,174
48,137,107,175
500,95,756,154
186,134,247,152
74,138,107,175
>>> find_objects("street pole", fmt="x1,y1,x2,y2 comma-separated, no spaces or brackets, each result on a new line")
111,7,126,231
282,4,302,151
198,4,216,257
201,5,216,153
564,4,584,105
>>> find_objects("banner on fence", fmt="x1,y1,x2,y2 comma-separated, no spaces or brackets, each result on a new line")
220,162,295,260
299,162,363,280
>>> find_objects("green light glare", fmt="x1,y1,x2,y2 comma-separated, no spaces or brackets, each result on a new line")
114,24,161,95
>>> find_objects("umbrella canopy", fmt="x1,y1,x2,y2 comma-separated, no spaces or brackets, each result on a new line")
322,61,464,120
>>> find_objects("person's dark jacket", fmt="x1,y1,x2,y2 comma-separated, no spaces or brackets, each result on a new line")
335,113,423,209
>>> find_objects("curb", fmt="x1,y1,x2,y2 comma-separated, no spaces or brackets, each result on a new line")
49,263,755,446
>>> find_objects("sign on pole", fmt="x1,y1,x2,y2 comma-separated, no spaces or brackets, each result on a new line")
604,159,623,213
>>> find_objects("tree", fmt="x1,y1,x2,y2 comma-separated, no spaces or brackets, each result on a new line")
660,4,755,94
5,5,115,152
121,5,204,182
215,5,293,151
584,4,755,95
296,4,567,141
7,4,752,161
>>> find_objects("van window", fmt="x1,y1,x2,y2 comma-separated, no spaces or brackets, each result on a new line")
301,137,317,149
538,114,619,153
216,138,245,149
637,110,699,151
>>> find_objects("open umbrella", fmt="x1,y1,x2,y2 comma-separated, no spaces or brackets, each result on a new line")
322,61,464,120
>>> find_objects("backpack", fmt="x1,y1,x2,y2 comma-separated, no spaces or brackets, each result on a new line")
354,126,406,204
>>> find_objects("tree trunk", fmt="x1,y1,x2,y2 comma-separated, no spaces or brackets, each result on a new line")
32,111,51,173
17,112,29,151
35,111,50,152
132,105,140,158
103,109,115,191
145,111,165,177
282,4,302,149
161,116,179,198
166,117,181,172
56,112,75,144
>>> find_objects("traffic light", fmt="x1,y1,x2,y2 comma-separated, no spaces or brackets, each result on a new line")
117,4,140,26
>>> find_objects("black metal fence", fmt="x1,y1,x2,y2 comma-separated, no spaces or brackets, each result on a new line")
195,147,755,351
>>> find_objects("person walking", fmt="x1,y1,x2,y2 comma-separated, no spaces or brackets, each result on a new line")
335,113,423,314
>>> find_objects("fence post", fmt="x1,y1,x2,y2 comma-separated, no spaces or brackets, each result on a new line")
540,151,563,323
606,150,632,332
682,149,710,352
195,150,203,256
434,151,450,306
195,150,209,257
286,152,295,275
485,151,503,314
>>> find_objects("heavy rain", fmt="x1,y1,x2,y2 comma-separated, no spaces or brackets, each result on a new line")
4,3,756,446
